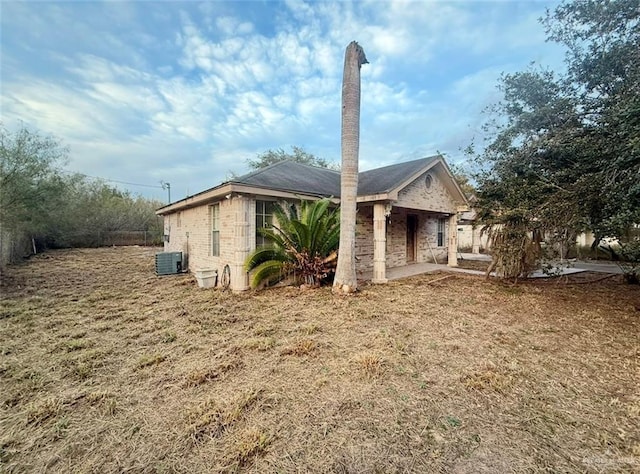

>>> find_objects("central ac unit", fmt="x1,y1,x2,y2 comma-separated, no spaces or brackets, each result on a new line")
155,252,183,275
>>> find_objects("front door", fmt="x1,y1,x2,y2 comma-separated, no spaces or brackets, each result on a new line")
406,215,417,263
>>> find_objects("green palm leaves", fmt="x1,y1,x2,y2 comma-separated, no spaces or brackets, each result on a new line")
244,198,340,289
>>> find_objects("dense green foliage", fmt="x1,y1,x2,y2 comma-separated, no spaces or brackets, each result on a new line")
0,125,164,266
46,176,164,248
472,0,639,278
248,146,337,170
244,198,340,289
0,126,68,239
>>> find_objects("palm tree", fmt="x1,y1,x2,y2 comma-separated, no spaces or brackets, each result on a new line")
244,198,340,289
334,41,368,294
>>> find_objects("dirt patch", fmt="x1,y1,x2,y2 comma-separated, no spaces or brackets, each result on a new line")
1,247,639,472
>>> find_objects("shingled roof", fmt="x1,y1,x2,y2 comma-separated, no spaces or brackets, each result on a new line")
157,155,457,215
358,156,439,195
231,155,440,198
230,161,341,197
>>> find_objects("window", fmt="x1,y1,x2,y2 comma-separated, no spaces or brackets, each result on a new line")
256,200,275,247
210,204,220,256
424,174,433,191
177,211,182,228
437,218,446,247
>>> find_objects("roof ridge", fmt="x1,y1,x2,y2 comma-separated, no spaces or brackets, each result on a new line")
231,160,291,183
233,159,340,183
359,155,440,176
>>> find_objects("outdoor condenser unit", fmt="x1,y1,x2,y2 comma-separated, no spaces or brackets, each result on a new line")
155,251,183,275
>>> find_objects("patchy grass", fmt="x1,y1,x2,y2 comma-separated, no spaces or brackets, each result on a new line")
280,338,317,357
136,353,167,369
0,246,639,472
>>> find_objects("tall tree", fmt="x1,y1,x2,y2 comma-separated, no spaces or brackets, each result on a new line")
0,125,165,268
472,0,640,278
333,41,368,293
0,125,68,270
0,125,68,232
248,146,337,170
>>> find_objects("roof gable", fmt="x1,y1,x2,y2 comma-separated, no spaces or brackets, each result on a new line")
358,156,439,196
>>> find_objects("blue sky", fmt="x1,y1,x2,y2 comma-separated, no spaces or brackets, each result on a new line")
1,0,564,202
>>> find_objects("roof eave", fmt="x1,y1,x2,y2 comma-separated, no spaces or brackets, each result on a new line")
357,193,393,203
384,155,442,198
156,183,339,215
384,155,470,210
155,183,234,215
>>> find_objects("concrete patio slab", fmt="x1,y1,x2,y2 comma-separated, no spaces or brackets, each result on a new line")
358,257,622,284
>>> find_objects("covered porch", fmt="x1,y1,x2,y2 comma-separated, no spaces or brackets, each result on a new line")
355,202,460,284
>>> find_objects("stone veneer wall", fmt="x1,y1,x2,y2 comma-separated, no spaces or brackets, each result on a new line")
396,170,456,213
354,205,449,273
355,206,374,275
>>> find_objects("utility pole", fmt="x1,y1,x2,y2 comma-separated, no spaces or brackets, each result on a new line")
161,181,171,203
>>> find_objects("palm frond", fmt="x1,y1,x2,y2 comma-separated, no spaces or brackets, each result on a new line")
246,197,341,289
245,247,288,272
249,259,288,288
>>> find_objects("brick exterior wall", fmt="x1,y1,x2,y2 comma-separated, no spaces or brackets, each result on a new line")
385,209,448,267
396,171,456,213
418,214,449,264
163,195,292,291
162,196,247,289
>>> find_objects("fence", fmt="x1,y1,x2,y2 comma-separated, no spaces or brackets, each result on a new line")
0,229,163,268
101,231,163,247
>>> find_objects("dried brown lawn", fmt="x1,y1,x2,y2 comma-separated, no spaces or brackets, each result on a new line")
1,247,639,473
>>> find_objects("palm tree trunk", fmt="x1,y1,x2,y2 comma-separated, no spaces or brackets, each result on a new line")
334,41,368,293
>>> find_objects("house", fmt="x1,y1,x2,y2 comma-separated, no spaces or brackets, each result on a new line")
155,155,469,291
457,204,489,254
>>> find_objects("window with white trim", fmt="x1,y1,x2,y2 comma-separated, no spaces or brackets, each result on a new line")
255,200,275,247
210,204,220,256
437,218,446,247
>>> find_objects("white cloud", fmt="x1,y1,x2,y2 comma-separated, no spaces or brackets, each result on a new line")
216,16,254,36
1,0,566,200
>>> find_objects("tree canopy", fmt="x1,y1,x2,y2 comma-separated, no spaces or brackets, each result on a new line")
0,125,68,236
0,125,164,268
472,0,640,248
248,146,337,170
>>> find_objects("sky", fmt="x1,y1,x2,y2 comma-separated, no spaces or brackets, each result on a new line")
1,0,566,203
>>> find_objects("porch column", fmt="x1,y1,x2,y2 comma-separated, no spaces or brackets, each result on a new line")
372,202,387,283
231,196,250,291
447,214,458,267
471,225,481,254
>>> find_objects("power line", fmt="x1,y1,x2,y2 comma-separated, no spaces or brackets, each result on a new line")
60,170,164,189
99,178,163,189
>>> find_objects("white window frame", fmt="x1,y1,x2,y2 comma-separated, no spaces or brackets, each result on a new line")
437,218,446,247
255,200,275,247
210,204,220,256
